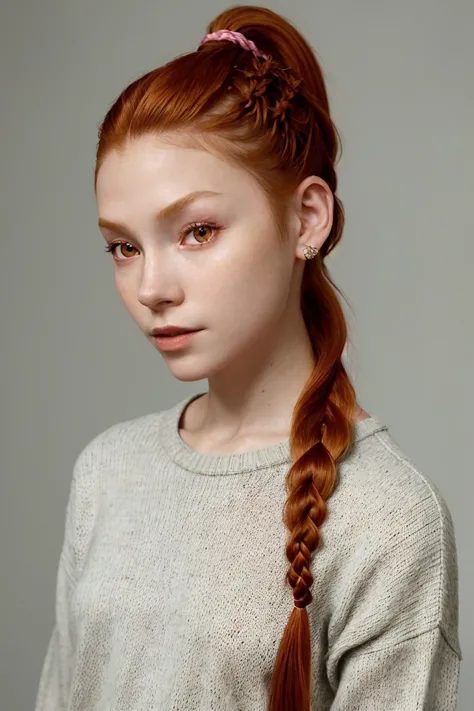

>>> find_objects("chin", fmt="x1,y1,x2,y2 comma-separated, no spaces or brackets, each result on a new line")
163,360,211,383
165,354,233,383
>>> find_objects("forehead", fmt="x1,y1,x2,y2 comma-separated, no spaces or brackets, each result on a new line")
95,134,260,206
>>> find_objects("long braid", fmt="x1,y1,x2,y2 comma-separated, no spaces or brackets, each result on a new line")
268,273,356,711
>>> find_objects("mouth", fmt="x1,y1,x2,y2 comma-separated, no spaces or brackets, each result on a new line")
151,327,202,337
152,330,202,350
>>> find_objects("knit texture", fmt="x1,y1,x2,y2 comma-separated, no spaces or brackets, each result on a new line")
35,391,462,710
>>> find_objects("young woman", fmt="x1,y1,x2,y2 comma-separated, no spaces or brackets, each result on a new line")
35,5,461,710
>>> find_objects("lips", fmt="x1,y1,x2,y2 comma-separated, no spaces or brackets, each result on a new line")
152,329,200,351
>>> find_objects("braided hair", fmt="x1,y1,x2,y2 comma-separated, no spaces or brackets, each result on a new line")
95,6,357,710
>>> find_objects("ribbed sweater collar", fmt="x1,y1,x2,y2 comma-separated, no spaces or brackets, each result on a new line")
158,391,388,476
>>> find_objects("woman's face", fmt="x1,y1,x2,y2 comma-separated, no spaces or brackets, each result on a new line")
95,133,304,385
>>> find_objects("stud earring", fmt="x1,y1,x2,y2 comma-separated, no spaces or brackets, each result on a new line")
303,245,319,260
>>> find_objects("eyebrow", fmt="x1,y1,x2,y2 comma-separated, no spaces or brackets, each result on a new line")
98,190,223,235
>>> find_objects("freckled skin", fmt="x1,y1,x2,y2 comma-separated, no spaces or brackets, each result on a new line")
96,133,367,449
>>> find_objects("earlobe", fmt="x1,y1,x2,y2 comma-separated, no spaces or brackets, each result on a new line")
293,215,320,261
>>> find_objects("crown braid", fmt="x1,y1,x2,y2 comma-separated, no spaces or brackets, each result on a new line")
227,55,310,170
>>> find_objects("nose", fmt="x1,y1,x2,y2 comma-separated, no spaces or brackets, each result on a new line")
136,256,184,310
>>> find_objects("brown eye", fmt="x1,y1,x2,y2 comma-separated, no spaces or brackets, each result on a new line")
182,222,219,246
193,225,213,243
118,243,138,258
105,242,138,260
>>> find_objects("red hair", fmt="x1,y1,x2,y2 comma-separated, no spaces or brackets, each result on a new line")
94,5,357,710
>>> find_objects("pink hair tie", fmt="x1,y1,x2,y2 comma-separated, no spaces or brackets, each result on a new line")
198,29,269,60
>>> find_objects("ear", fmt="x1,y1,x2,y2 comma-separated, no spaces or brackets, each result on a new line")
291,176,334,261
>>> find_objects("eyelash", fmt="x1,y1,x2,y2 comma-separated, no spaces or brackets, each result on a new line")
103,221,222,260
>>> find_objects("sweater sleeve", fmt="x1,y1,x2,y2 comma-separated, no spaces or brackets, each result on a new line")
329,625,460,710
325,468,462,710
34,456,83,711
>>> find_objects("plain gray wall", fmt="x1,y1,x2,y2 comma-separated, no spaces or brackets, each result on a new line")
1,0,472,708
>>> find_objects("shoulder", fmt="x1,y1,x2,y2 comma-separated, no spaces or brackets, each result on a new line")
342,425,456,547
67,410,165,507
325,424,461,657
73,411,164,471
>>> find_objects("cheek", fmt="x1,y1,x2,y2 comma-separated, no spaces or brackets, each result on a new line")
114,272,141,317
204,249,290,332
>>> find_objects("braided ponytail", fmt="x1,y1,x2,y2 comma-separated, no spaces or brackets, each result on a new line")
94,6,357,710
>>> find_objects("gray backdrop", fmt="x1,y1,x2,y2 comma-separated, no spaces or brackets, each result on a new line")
1,0,472,708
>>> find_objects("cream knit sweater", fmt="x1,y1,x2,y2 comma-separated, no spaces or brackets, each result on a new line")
35,391,462,710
